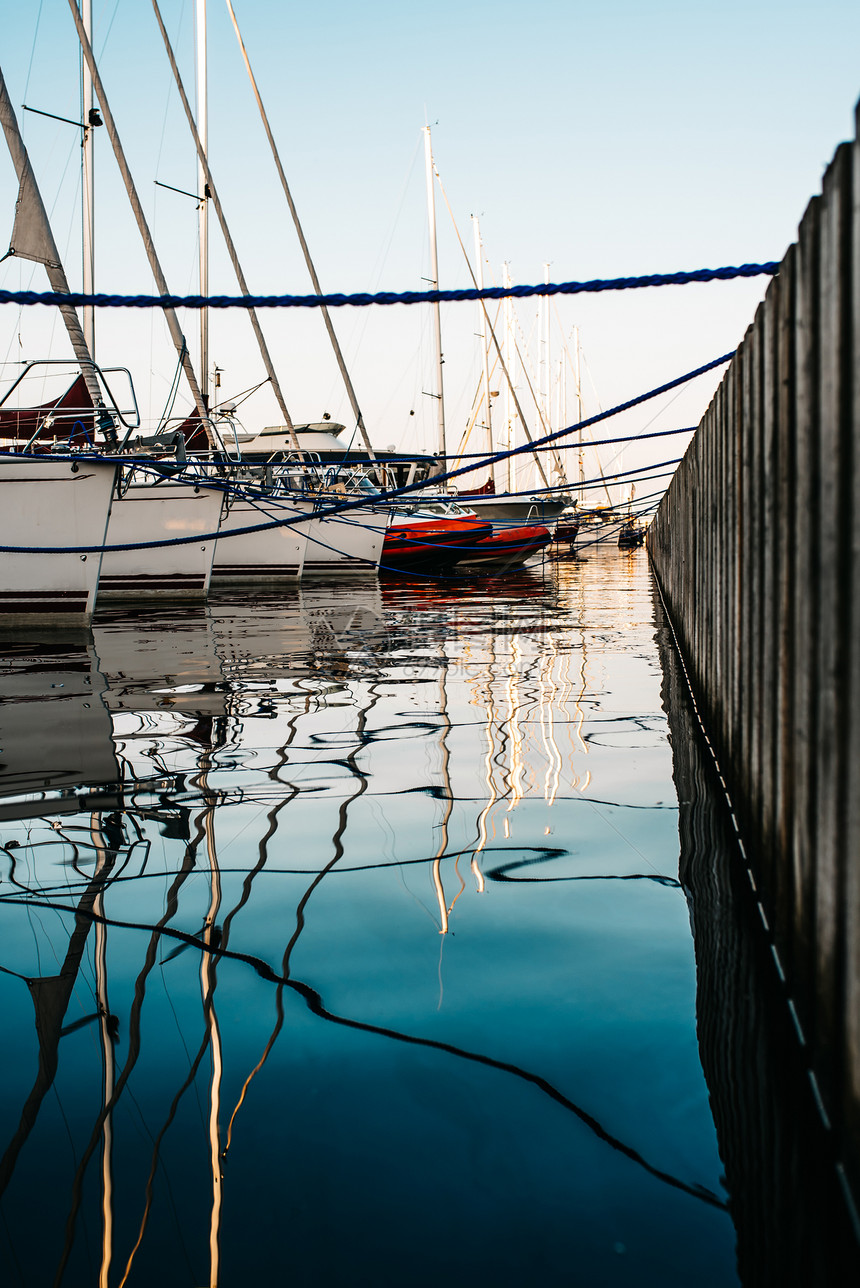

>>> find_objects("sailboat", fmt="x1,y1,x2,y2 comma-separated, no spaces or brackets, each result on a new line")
0,68,120,627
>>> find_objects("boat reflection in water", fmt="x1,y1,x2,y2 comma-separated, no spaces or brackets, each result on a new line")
0,552,852,1285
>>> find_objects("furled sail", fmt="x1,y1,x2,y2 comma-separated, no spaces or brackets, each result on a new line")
7,166,59,267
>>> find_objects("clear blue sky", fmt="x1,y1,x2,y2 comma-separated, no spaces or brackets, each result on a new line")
2,0,859,481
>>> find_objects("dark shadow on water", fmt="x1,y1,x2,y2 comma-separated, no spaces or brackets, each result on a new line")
654,592,860,1286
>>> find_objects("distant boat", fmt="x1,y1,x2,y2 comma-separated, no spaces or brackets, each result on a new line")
617,519,646,549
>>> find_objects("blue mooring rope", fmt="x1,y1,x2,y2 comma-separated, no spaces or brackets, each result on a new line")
0,263,779,311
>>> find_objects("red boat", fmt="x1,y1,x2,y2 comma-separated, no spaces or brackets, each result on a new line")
456,523,552,571
382,516,493,573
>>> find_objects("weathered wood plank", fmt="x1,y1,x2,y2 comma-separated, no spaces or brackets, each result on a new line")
760,282,779,906
845,97,860,1207
791,195,822,1039
813,142,853,1122
774,246,797,967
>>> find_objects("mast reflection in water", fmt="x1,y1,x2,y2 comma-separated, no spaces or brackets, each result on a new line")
0,550,830,1286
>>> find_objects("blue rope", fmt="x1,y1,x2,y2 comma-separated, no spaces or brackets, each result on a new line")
0,352,726,553
438,424,697,460
0,263,779,311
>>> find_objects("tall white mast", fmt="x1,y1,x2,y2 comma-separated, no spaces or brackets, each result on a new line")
541,262,551,488
423,125,446,459
196,0,209,408
502,262,516,493
471,215,493,487
574,324,584,484
81,0,95,355
66,0,209,425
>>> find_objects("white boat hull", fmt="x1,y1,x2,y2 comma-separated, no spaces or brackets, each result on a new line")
212,494,308,584
0,456,117,626
300,509,385,578
212,493,385,583
98,481,223,600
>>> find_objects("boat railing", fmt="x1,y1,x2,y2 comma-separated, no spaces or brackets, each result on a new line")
0,358,140,452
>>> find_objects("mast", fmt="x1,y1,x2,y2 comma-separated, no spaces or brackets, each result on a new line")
196,0,209,409
224,0,375,457
151,0,301,450
541,262,550,488
65,0,210,431
81,0,95,355
0,63,104,413
574,325,584,484
471,215,494,487
423,125,446,460
502,262,514,493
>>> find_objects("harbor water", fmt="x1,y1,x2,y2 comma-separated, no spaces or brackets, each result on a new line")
0,546,841,1286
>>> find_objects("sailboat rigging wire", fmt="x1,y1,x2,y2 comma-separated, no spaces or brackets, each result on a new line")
223,0,375,458
150,0,302,453
156,342,186,429
0,262,780,310
436,425,696,458
431,163,563,487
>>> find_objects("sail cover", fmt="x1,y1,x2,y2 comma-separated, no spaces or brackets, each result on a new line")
0,376,94,445
173,410,214,451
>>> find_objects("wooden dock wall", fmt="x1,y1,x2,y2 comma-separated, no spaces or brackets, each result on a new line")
647,102,860,1216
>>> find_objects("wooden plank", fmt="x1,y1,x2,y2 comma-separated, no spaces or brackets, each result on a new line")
791,194,822,1039
844,98,860,1202
812,142,853,1123
750,309,766,860
738,335,755,820
774,246,797,966
730,356,744,775
748,313,766,841
760,281,779,905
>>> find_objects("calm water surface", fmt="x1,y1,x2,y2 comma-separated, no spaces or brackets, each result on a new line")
0,548,740,1286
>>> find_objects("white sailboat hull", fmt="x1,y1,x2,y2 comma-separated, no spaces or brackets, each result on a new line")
212,495,308,584
0,456,117,626
300,509,385,578
98,481,223,600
